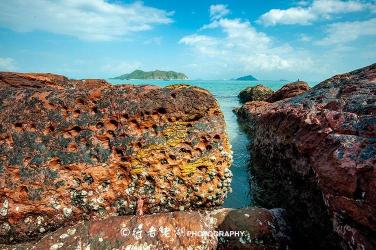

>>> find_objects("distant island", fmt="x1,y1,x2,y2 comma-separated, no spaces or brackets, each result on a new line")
112,70,188,80
235,75,258,81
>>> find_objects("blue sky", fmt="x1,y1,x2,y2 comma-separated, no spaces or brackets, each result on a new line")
0,0,375,81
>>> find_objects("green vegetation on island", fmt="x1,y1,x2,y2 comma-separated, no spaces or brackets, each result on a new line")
235,75,258,81
112,70,188,80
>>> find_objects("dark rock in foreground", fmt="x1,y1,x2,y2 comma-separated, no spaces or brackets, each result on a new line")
238,85,274,103
236,64,376,249
0,208,290,250
0,72,232,243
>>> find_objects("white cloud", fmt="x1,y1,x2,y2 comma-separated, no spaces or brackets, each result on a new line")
180,17,315,74
317,18,376,45
0,57,17,71
210,4,230,20
259,0,368,26
0,0,173,41
259,7,316,26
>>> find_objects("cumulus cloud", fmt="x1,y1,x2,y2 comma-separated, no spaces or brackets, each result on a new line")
0,57,17,71
259,0,368,26
180,16,314,74
210,4,230,20
317,18,376,45
0,0,173,41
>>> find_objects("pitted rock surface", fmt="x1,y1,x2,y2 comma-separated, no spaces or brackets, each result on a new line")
236,64,376,249
0,73,232,243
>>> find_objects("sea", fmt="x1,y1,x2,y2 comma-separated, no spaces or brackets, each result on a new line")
108,79,303,208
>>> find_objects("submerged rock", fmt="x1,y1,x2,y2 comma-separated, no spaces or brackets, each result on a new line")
236,64,376,249
0,73,232,243
238,85,274,103
267,80,310,102
0,208,290,250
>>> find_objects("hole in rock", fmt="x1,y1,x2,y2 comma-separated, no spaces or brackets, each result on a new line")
108,119,119,130
67,144,78,151
157,107,167,114
92,107,99,114
115,148,123,156
20,186,28,194
30,124,37,131
120,157,129,162
91,155,99,163
23,157,32,165
73,110,81,116
50,158,61,167
197,165,207,172
83,174,94,185
69,126,82,136
14,122,23,130
187,114,203,122
76,98,85,105
47,125,55,133
96,122,104,129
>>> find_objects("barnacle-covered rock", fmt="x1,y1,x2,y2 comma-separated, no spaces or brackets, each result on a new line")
0,73,232,243
0,208,289,250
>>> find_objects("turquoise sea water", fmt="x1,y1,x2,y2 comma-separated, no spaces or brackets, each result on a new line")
109,79,294,208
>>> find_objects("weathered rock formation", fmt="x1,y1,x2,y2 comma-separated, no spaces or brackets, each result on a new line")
236,64,376,249
0,208,290,250
0,72,233,243
238,85,274,103
238,81,310,105
266,81,310,102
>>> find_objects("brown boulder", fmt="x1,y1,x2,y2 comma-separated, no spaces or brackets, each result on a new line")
0,208,289,250
267,81,310,102
0,72,232,243
238,85,274,103
236,64,376,249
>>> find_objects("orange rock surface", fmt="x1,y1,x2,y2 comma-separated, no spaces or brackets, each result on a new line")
0,73,232,243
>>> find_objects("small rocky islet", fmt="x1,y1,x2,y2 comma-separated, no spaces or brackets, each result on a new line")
0,63,375,249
